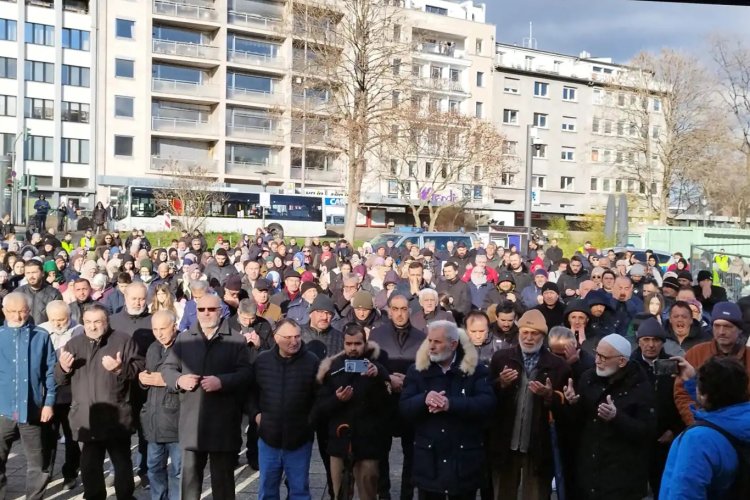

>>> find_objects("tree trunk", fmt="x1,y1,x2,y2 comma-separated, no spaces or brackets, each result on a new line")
659,187,669,225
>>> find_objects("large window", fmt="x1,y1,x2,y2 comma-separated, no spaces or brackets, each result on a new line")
116,19,135,39
562,86,577,101
24,98,53,120
533,81,549,97
25,22,54,46
561,147,576,161
533,113,548,128
62,28,90,50
62,65,90,87
115,96,134,118
61,138,89,163
560,176,575,191
0,95,16,116
114,136,133,156
502,109,518,125
532,144,547,159
226,144,271,165
25,61,54,83
228,72,273,92
25,135,53,162
0,57,16,79
0,19,16,41
425,5,448,15
61,101,90,123
115,58,134,78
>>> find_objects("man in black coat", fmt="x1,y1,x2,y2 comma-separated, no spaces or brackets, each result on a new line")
533,282,566,328
368,294,426,500
400,321,496,499
16,259,62,324
556,256,590,302
313,324,391,500
301,294,344,360
161,295,252,500
563,333,657,500
248,319,320,500
68,278,94,325
631,318,684,499
139,311,181,500
436,261,471,325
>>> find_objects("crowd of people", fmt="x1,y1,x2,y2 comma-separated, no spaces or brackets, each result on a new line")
0,224,749,500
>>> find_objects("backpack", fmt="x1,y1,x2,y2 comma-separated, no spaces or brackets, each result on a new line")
691,419,750,500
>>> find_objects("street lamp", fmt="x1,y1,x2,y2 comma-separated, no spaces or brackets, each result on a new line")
523,125,540,242
258,169,275,229
10,128,30,225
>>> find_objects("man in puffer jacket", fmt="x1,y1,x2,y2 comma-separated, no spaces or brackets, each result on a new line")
16,260,62,324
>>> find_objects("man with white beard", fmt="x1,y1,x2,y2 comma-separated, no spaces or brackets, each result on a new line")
563,334,657,500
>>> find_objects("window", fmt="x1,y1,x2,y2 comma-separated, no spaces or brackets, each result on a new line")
603,150,612,163
448,100,459,113
603,120,612,135
560,177,574,191
408,161,416,177
425,5,448,15
61,138,89,163
617,120,625,136
389,159,398,175
592,117,600,133
0,57,15,79
425,162,432,177
0,95,15,116
25,135,53,162
652,125,661,139
533,81,549,97
115,59,134,78
562,86,577,101
392,24,401,41
476,71,484,87
561,147,575,161
429,98,440,112
475,102,483,119
387,180,399,197
639,181,647,194
591,149,600,162
593,66,613,75
475,38,483,54
25,23,54,46
62,28,90,51
627,179,637,193
504,77,519,94
532,144,547,159
615,179,623,192
24,98,53,120
502,109,518,125
532,175,546,189
653,98,662,112
593,89,603,105
116,19,135,39
590,177,599,191
449,69,460,83
473,185,482,200
62,65,90,87
602,178,611,191
61,101,90,123
392,58,401,76
500,173,515,186
392,91,400,107
533,113,548,128
561,116,577,132
411,64,421,77
115,96,134,118
0,19,16,41
617,93,626,107
25,61,54,83
525,55,533,71
114,136,133,157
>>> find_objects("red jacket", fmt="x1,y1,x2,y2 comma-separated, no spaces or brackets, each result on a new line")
461,265,499,285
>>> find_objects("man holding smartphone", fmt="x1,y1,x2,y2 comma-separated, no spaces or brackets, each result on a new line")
630,317,684,498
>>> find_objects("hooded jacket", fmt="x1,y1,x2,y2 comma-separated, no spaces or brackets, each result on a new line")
16,282,63,325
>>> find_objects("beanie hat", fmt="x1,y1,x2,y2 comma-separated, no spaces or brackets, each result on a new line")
283,268,301,280
254,278,271,291
384,270,400,286
662,277,680,292
301,282,319,295
43,260,57,273
600,333,632,357
498,270,515,284
636,316,667,340
628,263,646,277
517,309,548,335
541,282,559,294
139,259,153,272
585,289,613,310
697,270,712,283
310,294,336,314
224,274,243,291
712,301,743,329
351,291,374,310
564,299,590,319
534,269,548,277
677,270,693,283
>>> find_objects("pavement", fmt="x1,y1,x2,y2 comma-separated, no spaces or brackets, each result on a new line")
3,435,405,500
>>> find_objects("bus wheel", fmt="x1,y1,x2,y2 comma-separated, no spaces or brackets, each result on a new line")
267,223,284,240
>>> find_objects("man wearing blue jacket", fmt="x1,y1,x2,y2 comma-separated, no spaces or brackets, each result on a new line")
0,292,57,500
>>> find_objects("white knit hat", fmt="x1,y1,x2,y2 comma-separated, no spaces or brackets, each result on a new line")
600,334,632,358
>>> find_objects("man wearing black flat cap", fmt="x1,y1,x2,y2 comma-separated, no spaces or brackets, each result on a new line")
692,270,727,314
252,279,282,324
301,294,343,360
533,282,566,328
270,268,302,314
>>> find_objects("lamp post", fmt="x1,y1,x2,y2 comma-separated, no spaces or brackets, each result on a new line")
258,169,275,229
10,128,30,225
523,125,539,242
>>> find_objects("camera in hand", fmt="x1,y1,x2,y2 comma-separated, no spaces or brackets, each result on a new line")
653,359,680,376
344,359,369,374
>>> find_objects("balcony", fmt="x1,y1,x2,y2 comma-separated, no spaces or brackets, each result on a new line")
227,49,285,70
152,78,220,99
153,39,220,61
226,124,284,142
292,93,331,112
152,115,214,135
227,87,285,106
153,0,219,22
414,41,465,59
228,9,284,32
415,77,466,93
291,166,342,183
151,156,218,172
225,161,282,177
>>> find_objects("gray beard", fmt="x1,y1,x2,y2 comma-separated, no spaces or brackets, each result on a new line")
429,350,453,363
520,342,543,354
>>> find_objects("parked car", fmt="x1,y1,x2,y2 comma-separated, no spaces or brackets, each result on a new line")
369,228,480,252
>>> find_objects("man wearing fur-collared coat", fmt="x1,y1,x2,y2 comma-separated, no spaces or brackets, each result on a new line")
399,320,496,499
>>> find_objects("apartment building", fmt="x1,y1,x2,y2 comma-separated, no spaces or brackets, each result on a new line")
492,43,665,226
0,0,95,220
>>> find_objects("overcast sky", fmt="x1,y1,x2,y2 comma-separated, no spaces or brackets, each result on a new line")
487,0,750,64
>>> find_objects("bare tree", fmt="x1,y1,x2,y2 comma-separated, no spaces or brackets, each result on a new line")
382,106,510,230
153,161,225,233
290,0,410,241
596,49,715,223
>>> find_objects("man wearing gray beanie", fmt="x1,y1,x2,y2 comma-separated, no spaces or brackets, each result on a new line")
562,333,657,499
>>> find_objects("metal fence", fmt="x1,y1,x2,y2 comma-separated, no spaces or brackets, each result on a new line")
690,244,750,302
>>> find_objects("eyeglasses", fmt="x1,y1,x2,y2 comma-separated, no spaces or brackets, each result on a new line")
594,351,623,362
197,307,219,313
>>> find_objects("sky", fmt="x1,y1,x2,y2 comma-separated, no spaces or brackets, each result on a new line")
487,0,750,64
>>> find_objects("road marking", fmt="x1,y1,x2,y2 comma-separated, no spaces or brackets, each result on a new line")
235,470,260,493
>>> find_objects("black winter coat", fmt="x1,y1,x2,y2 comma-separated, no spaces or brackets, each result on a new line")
570,361,657,500
17,283,62,325
436,277,472,323
630,348,684,438
109,310,155,357
301,324,344,360
140,341,180,443
161,319,252,452
409,308,454,333
228,314,275,354
557,269,590,299
369,321,425,375
312,343,391,460
248,344,320,450
54,329,144,442
400,337,496,495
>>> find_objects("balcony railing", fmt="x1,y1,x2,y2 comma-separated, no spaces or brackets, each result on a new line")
151,156,218,172
415,77,465,93
152,78,220,98
226,124,284,142
228,10,284,32
153,39,220,60
227,49,285,69
227,86,284,106
291,166,341,183
225,161,282,177
292,93,331,111
152,116,213,134
153,0,219,22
